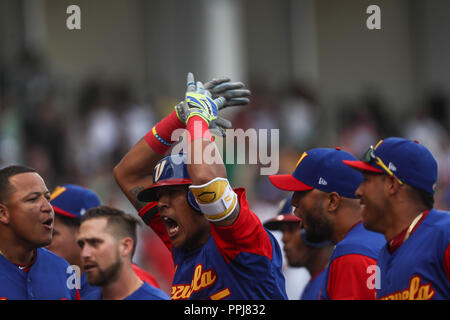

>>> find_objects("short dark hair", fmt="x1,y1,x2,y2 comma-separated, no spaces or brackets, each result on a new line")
0,165,37,204
80,205,140,257
407,185,435,209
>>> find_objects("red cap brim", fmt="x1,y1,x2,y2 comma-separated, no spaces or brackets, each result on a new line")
52,206,78,219
342,160,383,173
269,174,314,191
264,214,302,230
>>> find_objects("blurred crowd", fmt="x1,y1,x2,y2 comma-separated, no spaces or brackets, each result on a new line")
1,51,449,295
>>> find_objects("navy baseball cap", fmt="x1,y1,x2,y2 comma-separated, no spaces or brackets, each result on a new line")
137,154,192,202
263,195,301,230
343,137,438,194
50,184,101,219
269,148,363,199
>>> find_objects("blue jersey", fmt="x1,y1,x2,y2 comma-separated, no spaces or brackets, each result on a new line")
376,209,450,300
0,248,77,300
79,273,101,299
125,282,169,300
320,222,385,300
300,269,327,300
142,188,288,300
85,282,169,300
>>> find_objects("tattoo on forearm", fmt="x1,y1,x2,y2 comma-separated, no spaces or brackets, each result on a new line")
129,186,147,211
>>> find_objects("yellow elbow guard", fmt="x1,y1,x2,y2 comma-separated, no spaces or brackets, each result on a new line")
189,178,237,222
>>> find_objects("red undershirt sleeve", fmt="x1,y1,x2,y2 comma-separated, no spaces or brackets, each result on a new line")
327,254,378,300
210,188,273,263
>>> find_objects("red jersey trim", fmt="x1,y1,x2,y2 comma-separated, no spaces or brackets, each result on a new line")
132,263,160,288
327,254,378,300
15,249,37,273
387,210,430,253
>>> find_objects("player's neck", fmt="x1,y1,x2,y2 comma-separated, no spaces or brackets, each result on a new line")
332,209,361,244
383,205,427,241
101,264,143,300
0,239,35,265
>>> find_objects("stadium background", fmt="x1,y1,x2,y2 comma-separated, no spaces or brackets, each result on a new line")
0,0,449,298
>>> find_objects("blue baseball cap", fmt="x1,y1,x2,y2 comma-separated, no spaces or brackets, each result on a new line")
137,154,192,203
269,148,363,199
50,184,101,219
343,137,438,194
263,195,301,230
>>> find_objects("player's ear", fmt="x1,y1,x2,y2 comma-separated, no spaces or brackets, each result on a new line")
326,192,341,213
386,175,401,196
0,203,11,224
119,237,134,258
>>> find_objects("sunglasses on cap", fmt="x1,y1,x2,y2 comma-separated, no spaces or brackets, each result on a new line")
363,145,403,185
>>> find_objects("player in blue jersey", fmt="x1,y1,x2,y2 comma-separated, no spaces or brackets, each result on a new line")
77,205,169,300
269,148,386,300
344,137,450,300
0,165,79,300
113,73,287,300
263,195,333,300
46,183,161,299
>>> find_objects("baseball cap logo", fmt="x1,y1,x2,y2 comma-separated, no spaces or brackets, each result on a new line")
295,152,308,168
388,162,397,172
318,177,328,186
50,186,67,201
154,160,167,182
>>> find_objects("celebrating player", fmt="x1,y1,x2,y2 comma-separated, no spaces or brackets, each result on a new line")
77,205,169,300
0,165,79,300
46,183,161,299
263,195,334,300
269,148,386,300
113,73,288,300
344,137,450,299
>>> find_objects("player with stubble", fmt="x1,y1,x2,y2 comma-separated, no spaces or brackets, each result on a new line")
77,205,169,300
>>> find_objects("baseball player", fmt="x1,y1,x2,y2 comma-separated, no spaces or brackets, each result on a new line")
344,137,450,299
113,73,288,299
0,165,79,300
77,206,169,300
46,183,160,299
263,195,334,300
269,147,386,299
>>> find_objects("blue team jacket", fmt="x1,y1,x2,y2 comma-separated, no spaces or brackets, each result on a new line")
376,209,450,300
0,247,77,300
300,269,327,300
320,222,386,300
145,188,288,300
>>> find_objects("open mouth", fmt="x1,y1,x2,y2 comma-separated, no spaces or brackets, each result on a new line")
83,262,97,272
42,218,53,230
161,215,180,238
359,200,366,209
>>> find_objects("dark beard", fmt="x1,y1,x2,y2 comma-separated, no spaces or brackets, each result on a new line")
88,258,123,287
304,211,333,243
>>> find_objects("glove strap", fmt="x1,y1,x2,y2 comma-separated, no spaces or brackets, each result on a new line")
144,111,185,154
